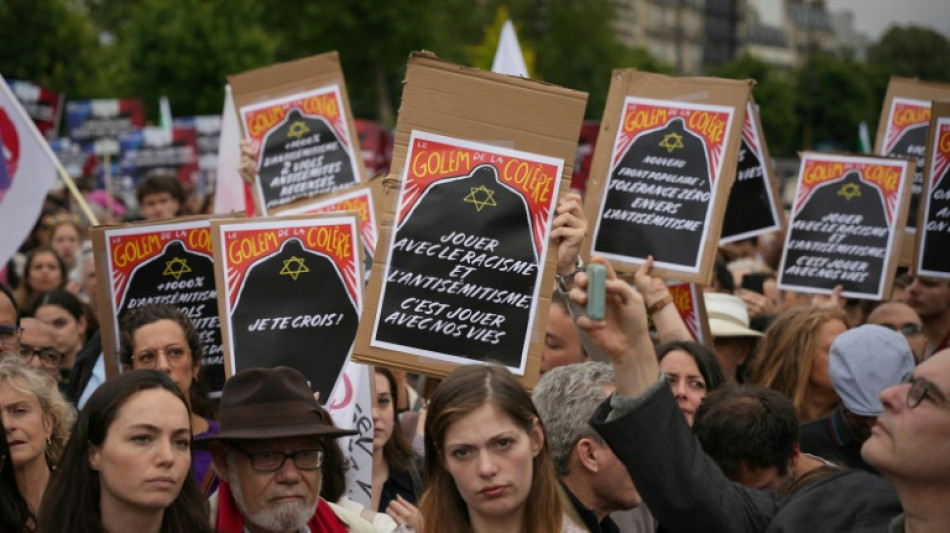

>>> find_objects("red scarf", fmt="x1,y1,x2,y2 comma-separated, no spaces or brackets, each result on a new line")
215,480,348,533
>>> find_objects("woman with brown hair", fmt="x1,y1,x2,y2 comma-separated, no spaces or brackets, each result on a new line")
746,306,849,422
420,364,583,533
14,247,67,315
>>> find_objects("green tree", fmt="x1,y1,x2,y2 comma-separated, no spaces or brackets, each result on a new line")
0,0,103,96
110,0,276,121
711,54,799,157
868,26,950,83
796,52,879,152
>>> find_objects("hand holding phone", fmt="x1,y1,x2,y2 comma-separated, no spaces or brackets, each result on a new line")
586,263,606,321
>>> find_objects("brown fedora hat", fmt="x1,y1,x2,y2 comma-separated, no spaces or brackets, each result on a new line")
193,366,356,449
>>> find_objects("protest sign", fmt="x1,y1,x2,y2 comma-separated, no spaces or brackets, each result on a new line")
778,153,914,300
66,98,145,155
119,127,199,194
667,282,712,347
585,71,749,283
352,52,587,387
211,213,363,400
275,185,378,279
7,79,63,140
229,52,365,216
916,101,950,280
720,99,784,243
91,218,225,393
327,361,375,508
874,78,950,262
0,75,60,267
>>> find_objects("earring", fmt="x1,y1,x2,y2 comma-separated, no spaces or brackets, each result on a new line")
47,437,52,447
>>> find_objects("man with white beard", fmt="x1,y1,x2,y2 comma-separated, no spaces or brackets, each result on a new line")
197,366,376,533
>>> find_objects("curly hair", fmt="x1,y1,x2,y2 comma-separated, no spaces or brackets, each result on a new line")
0,357,76,466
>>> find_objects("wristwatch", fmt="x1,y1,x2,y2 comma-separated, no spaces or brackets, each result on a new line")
555,256,585,293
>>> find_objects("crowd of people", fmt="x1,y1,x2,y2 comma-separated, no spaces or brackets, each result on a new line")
0,152,949,533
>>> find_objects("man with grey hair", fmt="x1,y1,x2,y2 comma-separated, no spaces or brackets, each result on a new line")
532,361,652,533
197,366,376,533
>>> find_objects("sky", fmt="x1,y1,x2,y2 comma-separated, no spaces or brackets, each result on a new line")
822,0,950,40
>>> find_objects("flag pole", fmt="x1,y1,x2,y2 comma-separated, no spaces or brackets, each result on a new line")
55,157,100,226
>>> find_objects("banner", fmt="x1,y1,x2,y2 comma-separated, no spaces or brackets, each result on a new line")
327,361,374,508
66,98,145,155
0,74,59,266
7,79,63,140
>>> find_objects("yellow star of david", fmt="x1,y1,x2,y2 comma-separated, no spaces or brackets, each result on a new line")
287,121,310,139
838,183,861,201
162,258,191,280
464,185,498,212
280,256,309,281
658,132,684,154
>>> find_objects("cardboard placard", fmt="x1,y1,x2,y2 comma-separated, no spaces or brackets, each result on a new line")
777,153,915,300
274,185,379,278
915,101,950,279
584,71,749,283
351,52,587,388
211,213,363,400
229,52,366,216
667,282,713,348
92,217,226,393
720,99,784,243
874,77,950,263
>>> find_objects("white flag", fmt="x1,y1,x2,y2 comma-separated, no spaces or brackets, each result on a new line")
212,85,246,214
327,361,375,508
491,20,529,78
0,74,58,266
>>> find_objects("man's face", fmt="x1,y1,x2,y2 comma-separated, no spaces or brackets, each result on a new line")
590,439,641,513
215,437,324,532
218,437,323,532
541,303,585,374
18,319,60,379
861,350,950,485
867,302,927,363
139,192,180,220
905,277,950,321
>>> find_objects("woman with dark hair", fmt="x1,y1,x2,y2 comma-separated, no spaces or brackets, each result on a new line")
657,340,727,427
372,366,422,530
37,370,211,533
0,357,75,529
119,304,218,491
421,364,583,533
1,415,33,533
31,289,97,385
14,247,67,315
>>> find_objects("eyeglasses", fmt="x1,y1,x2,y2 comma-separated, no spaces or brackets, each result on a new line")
17,343,64,368
901,372,949,409
0,325,21,349
880,323,924,336
132,345,191,367
230,445,324,472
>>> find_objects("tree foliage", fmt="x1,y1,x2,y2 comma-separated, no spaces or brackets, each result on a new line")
868,26,950,83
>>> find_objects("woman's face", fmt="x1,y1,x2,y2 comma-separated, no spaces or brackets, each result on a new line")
50,225,81,265
372,373,395,453
34,304,86,358
0,378,52,469
130,320,198,400
660,350,708,426
28,252,63,293
88,388,191,515
441,403,542,526
809,319,848,394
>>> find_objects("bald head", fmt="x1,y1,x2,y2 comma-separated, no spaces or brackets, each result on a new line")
867,302,926,363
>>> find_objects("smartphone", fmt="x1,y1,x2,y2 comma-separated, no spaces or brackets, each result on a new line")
586,263,606,321
741,272,771,295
